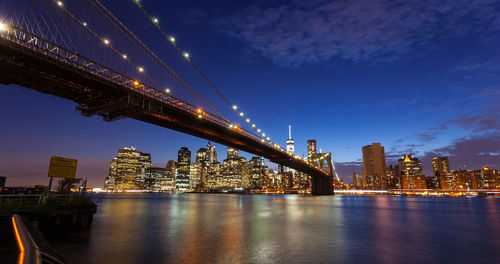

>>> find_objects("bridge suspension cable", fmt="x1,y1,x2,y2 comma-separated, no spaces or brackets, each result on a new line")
51,0,166,92
133,0,275,143
86,0,229,121
47,0,275,145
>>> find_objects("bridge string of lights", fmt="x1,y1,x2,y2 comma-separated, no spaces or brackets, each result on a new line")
88,0,229,121
52,1,270,143
54,0,274,147
48,1,326,172
52,0,167,94
54,1,222,120
132,0,324,170
132,0,275,144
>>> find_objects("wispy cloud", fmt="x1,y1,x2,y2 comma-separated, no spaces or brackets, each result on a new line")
421,133,500,171
217,0,500,66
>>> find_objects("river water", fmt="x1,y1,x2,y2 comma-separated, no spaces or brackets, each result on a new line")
51,193,500,264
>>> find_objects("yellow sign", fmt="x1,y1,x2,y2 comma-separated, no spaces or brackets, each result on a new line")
48,156,78,178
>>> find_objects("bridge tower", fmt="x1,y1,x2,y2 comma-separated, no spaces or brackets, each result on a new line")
307,139,335,194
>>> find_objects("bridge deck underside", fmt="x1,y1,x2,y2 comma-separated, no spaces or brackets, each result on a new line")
0,38,335,194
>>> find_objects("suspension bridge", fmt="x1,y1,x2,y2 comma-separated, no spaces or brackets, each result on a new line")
0,0,340,194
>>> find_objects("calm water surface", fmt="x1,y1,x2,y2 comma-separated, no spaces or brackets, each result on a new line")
51,193,500,263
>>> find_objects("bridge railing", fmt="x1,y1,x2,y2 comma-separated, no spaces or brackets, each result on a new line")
1,25,328,175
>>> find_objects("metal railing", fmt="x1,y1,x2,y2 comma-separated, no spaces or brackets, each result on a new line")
11,214,66,264
0,194,73,206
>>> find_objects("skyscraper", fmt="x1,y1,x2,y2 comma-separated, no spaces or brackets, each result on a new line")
432,156,449,188
352,172,361,189
136,153,152,188
286,125,295,154
362,143,387,189
176,147,191,191
432,156,450,175
399,154,426,189
105,147,150,190
307,140,317,162
399,154,423,176
163,160,177,191
206,141,217,163
227,146,239,159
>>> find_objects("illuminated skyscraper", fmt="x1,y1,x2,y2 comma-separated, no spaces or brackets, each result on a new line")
398,154,426,189
163,160,177,191
398,154,423,176
362,143,387,189
307,140,317,162
432,156,450,175
136,153,152,188
206,141,217,163
176,147,191,191
432,156,449,188
227,146,239,159
105,147,150,190
286,125,295,154
352,172,361,189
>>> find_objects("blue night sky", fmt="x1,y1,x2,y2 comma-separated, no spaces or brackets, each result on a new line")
1,0,499,187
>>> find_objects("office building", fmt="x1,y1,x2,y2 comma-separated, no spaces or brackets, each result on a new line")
176,147,191,191
362,143,387,189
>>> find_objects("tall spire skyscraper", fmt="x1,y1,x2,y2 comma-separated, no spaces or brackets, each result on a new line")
286,125,295,154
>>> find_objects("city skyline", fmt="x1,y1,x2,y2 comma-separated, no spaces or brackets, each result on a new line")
1,0,499,187
1,2,499,263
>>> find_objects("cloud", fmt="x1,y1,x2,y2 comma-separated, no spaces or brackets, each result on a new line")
417,132,437,142
217,0,500,66
420,133,500,173
439,107,500,133
451,59,500,81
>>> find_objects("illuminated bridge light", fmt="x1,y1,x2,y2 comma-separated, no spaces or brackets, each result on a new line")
246,118,250,123
103,39,110,45
184,52,189,58
133,81,139,86
229,124,233,128
170,37,175,42
257,129,261,133
232,105,238,110
138,67,144,72
198,115,202,119
251,124,255,128
83,22,87,27
239,112,244,117
57,1,63,7
165,88,170,93
122,54,127,59
262,133,266,137
152,17,159,24
0,22,8,32
197,108,202,113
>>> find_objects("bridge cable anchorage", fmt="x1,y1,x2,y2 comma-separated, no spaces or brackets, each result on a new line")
52,0,166,92
86,0,228,121
132,0,274,143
